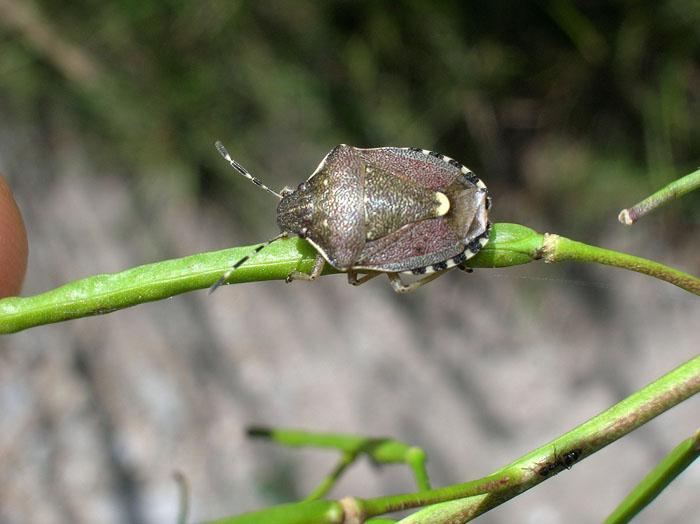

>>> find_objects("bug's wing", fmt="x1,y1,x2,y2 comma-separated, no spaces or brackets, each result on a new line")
354,218,466,273
356,147,471,190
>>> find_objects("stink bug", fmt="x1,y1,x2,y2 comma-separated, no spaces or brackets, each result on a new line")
211,142,491,293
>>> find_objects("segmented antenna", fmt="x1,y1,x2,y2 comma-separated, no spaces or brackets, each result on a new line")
210,141,288,293
209,232,289,294
215,141,283,199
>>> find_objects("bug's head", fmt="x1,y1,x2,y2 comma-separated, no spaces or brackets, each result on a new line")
276,183,315,238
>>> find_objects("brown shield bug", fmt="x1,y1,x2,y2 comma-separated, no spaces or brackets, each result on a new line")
211,142,491,293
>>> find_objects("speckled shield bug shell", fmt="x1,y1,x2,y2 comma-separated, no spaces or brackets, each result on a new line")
212,143,491,293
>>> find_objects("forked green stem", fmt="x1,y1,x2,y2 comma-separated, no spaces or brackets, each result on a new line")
248,428,431,497
205,353,700,523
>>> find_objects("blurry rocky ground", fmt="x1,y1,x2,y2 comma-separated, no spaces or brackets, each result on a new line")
1,2,699,523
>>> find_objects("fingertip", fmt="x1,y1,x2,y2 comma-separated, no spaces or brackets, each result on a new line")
0,174,28,298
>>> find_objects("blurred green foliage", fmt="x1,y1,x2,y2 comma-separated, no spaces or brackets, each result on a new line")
1,0,698,236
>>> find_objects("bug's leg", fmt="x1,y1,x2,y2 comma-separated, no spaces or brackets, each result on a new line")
347,269,381,286
286,254,325,283
387,270,450,293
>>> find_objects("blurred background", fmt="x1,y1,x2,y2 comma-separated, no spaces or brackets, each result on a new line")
1,1,699,523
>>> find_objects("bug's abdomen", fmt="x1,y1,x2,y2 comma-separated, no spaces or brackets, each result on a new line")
443,179,489,240
354,169,489,273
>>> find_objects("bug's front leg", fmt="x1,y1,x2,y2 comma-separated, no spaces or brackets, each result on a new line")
286,254,325,283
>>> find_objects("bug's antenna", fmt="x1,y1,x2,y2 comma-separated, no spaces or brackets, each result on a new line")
215,141,283,199
209,231,289,294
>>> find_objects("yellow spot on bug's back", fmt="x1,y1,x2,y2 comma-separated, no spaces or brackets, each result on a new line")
323,219,329,227
435,192,450,216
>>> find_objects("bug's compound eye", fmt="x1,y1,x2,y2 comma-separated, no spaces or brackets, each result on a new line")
299,227,309,239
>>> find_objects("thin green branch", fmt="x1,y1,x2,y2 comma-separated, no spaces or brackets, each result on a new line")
173,472,190,524
247,427,431,496
207,500,343,524
2,221,700,334
405,448,430,492
603,429,700,524
540,234,700,296
305,453,357,502
618,168,700,225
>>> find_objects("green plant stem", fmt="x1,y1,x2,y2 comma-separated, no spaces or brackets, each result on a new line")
0,223,532,333
618,168,700,225
248,427,431,495
2,223,700,334
0,236,320,334
208,500,343,524
173,472,190,524
541,234,700,296
305,453,357,502
603,429,700,524
406,447,431,492
206,354,700,523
